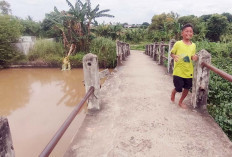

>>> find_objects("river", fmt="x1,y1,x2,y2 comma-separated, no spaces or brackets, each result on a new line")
0,68,89,157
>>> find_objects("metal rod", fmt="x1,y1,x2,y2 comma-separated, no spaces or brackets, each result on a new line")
39,86,95,157
201,62,232,82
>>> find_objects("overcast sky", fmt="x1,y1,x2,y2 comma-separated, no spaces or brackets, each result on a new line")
6,0,232,24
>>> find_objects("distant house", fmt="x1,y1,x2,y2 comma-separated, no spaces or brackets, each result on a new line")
124,24,132,28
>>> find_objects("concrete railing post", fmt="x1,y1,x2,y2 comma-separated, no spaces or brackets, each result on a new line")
191,49,211,110
168,39,176,74
126,44,130,55
158,42,164,65
122,43,126,61
150,44,154,57
83,53,100,110
147,45,150,56
153,42,158,61
116,41,122,66
0,117,15,157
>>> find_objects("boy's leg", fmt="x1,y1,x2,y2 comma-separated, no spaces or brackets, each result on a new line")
171,88,177,102
178,78,192,109
171,76,183,102
178,88,189,109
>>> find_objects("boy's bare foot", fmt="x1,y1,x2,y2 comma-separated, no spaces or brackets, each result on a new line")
178,103,188,109
171,89,176,102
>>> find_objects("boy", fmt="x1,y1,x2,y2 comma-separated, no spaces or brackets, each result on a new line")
170,23,198,109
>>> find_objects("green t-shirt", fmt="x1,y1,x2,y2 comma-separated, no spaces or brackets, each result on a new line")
171,40,196,78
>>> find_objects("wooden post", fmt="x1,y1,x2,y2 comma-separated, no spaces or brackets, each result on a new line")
168,39,176,74
158,42,164,65
0,117,15,157
191,49,211,110
83,53,100,110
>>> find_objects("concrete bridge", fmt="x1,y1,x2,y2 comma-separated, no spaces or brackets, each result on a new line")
64,50,232,157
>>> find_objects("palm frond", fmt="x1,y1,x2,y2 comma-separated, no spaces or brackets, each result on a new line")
66,0,75,11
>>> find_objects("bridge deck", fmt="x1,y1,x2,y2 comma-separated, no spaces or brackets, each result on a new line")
64,50,232,157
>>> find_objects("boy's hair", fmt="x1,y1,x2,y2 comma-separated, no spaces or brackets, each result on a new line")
181,23,194,31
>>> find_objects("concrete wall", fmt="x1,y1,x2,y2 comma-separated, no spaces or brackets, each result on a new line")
13,36,36,55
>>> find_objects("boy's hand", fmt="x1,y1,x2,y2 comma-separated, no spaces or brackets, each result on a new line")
191,55,198,61
173,55,180,62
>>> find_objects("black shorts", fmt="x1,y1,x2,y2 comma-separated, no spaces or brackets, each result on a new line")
173,75,192,92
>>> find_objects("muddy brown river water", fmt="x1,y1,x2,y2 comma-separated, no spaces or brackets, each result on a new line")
0,68,89,157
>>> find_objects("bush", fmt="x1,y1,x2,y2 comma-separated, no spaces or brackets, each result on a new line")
90,37,117,68
206,58,232,140
0,15,23,66
69,53,85,68
28,39,64,65
195,41,232,140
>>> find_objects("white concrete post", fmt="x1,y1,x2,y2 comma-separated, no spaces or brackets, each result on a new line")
168,39,176,74
0,117,15,157
83,53,100,110
191,50,211,110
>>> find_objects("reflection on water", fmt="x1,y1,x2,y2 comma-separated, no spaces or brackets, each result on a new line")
0,68,87,157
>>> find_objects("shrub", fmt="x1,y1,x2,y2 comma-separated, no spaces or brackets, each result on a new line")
90,37,117,68
28,39,64,61
0,15,23,66
69,53,85,68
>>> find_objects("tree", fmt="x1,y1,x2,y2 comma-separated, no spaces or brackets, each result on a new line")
149,12,179,41
0,15,23,65
0,0,11,15
47,0,114,56
141,22,149,28
19,16,41,36
206,14,229,42
40,13,62,39
199,14,212,22
222,12,232,22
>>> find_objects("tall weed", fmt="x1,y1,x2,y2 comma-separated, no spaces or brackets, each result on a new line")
90,37,117,68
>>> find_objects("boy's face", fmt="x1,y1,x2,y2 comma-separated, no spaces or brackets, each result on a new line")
181,27,193,40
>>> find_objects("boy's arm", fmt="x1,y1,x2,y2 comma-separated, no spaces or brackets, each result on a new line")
170,53,179,62
191,55,198,61
191,44,198,61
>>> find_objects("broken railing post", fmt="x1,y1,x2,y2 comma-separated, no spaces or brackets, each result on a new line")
0,117,15,157
168,39,176,74
191,49,211,110
83,53,100,110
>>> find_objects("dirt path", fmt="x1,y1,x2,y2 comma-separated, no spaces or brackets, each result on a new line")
64,50,232,157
